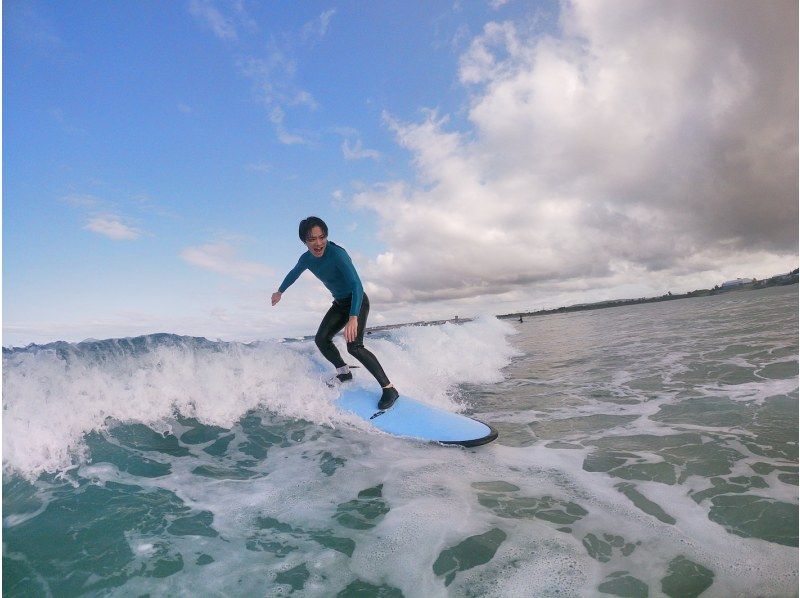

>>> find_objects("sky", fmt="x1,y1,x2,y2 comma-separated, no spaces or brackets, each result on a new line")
4,0,798,347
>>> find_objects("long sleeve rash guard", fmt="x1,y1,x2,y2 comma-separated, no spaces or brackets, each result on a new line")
278,241,364,316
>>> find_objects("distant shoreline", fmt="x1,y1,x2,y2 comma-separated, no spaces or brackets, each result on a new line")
496,269,798,321
6,271,797,348
367,268,799,332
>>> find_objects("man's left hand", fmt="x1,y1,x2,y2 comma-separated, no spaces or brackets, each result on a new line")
344,316,358,343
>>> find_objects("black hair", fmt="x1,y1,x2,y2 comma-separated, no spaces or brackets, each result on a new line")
298,216,328,242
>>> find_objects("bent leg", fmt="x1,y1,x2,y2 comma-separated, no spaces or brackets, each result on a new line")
346,295,391,387
315,304,349,368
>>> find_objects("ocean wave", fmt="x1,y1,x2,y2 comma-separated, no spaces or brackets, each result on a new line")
2,317,517,479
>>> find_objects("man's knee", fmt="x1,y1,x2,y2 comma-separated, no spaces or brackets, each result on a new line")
315,332,330,349
346,342,364,356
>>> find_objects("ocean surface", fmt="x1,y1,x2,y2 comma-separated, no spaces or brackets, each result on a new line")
3,285,798,597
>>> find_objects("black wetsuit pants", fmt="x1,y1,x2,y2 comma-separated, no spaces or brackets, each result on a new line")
315,293,390,387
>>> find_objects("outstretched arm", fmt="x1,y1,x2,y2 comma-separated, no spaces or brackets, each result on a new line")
271,258,306,307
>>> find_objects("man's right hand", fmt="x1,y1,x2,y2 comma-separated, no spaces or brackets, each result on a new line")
271,292,282,306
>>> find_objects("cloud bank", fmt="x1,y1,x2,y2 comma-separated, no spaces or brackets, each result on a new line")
356,0,798,305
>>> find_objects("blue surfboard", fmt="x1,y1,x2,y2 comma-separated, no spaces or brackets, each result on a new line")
335,388,498,447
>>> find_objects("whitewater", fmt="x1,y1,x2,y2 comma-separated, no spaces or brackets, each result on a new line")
3,286,798,597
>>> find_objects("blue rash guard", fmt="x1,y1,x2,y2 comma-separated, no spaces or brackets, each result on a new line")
278,241,364,316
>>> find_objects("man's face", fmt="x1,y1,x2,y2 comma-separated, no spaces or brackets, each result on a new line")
305,226,327,257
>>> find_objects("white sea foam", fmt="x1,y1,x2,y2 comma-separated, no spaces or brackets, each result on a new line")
702,376,799,405
2,317,517,479
89,424,797,597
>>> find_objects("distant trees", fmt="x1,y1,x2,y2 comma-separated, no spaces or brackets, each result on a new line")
497,268,797,321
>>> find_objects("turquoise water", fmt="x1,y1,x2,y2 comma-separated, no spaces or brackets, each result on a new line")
3,285,798,596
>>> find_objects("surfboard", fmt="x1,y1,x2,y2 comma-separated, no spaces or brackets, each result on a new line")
335,388,498,447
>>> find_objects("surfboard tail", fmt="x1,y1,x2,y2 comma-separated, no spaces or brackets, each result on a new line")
439,423,498,447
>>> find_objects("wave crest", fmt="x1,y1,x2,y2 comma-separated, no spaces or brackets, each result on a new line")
3,318,517,478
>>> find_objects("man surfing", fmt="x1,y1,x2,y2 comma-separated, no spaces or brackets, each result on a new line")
271,216,399,410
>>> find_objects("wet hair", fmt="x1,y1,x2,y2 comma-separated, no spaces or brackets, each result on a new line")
298,216,328,242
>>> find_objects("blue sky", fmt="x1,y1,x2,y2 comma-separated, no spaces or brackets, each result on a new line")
4,1,797,346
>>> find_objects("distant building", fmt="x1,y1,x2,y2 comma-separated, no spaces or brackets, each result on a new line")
720,278,753,289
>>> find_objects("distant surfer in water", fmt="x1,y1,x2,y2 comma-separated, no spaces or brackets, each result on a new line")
271,216,400,410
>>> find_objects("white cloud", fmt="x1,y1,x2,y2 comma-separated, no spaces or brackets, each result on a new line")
331,189,346,208
277,129,309,146
84,216,142,241
355,1,797,308
215,10,323,145
319,9,336,35
302,9,336,43
268,104,286,125
342,138,381,161
181,242,274,282
188,0,238,41
489,0,511,9
292,90,318,110
268,106,311,145
64,189,173,227
189,0,256,41
233,79,311,145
